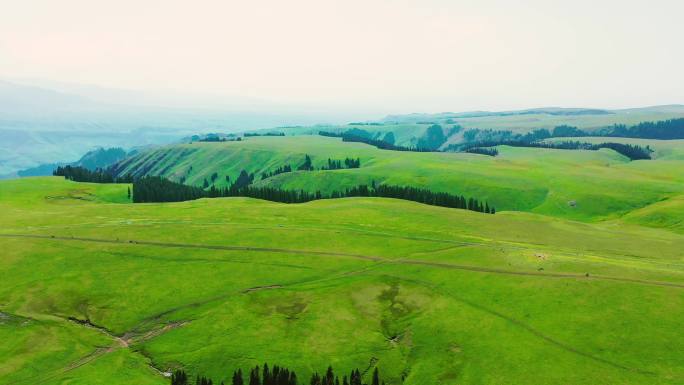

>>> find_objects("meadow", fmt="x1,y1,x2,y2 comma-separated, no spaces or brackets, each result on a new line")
112,136,684,223
1,176,684,384
278,106,684,147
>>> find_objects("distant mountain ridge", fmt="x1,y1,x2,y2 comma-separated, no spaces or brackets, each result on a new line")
382,105,684,123
0,80,344,175
16,147,130,177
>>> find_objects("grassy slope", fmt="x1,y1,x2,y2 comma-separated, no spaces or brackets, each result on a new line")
268,123,429,148
447,106,684,132
111,136,684,222
1,177,683,384
279,106,684,148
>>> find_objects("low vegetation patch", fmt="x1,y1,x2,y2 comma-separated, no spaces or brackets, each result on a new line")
171,364,383,385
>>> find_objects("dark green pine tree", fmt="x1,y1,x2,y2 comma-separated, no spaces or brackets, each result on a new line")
263,363,271,385
232,369,244,385
127,186,131,199
371,368,379,385
324,366,334,385
171,370,188,385
249,366,260,385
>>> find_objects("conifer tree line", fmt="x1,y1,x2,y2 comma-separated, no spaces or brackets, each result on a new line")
198,137,241,142
337,184,494,213
170,363,385,385
53,165,133,183
457,140,651,160
260,156,361,181
54,158,493,213
595,142,651,160
320,157,361,170
262,165,292,180
244,132,286,137
607,118,684,139
131,174,494,213
133,176,206,202
464,147,499,156
318,131,433,152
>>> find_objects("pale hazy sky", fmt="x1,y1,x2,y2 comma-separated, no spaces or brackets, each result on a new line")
1,0,683,115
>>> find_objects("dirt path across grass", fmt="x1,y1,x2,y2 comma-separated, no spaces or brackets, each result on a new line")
2,233,682,289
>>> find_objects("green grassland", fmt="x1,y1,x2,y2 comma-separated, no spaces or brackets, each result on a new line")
266,123,430,148
111,136,684,222
275,105,684,148
1,177,684,384
545,137,684,160
441,105,684,132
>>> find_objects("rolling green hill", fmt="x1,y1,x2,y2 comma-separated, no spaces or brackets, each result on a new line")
275,105,684,148
1,177,684,384
109,136,684,222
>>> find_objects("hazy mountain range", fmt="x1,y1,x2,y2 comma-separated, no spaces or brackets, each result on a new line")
3,79,683,178
0,80,346,176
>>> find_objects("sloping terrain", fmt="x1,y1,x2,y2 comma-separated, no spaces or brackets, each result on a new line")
1,177,683,384
279,105,684,148
110,136,684,222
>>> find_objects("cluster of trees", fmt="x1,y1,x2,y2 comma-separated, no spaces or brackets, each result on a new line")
297,155,314,171
53,166,133,183
170,364,384,385
260,155,361,180
203,172,226,188
347,122,383,126
320,125,457,152
607,118,684,139
455,118,684,149
318,131,431,152
244,132,286,137
596,142,652,160
262,165,293,180
416,124,448,151
215,185,322,203
196,134,241,142
131,175,495,213
552,125,588,137
459,128,554,146
198,137,241,142
133,176,206,202
465,147,499,157
321,157,361,170
309,367,380,385
457,140,651,160
233,170,256,189
333,184,495,213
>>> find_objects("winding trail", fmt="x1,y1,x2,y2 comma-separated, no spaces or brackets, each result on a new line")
3,230,681,383
379,274,656,376
2,233,682,289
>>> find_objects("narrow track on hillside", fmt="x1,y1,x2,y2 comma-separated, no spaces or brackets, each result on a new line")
2,233,683,289
14,317,187,385
0,233,384,260
380,274,657,376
